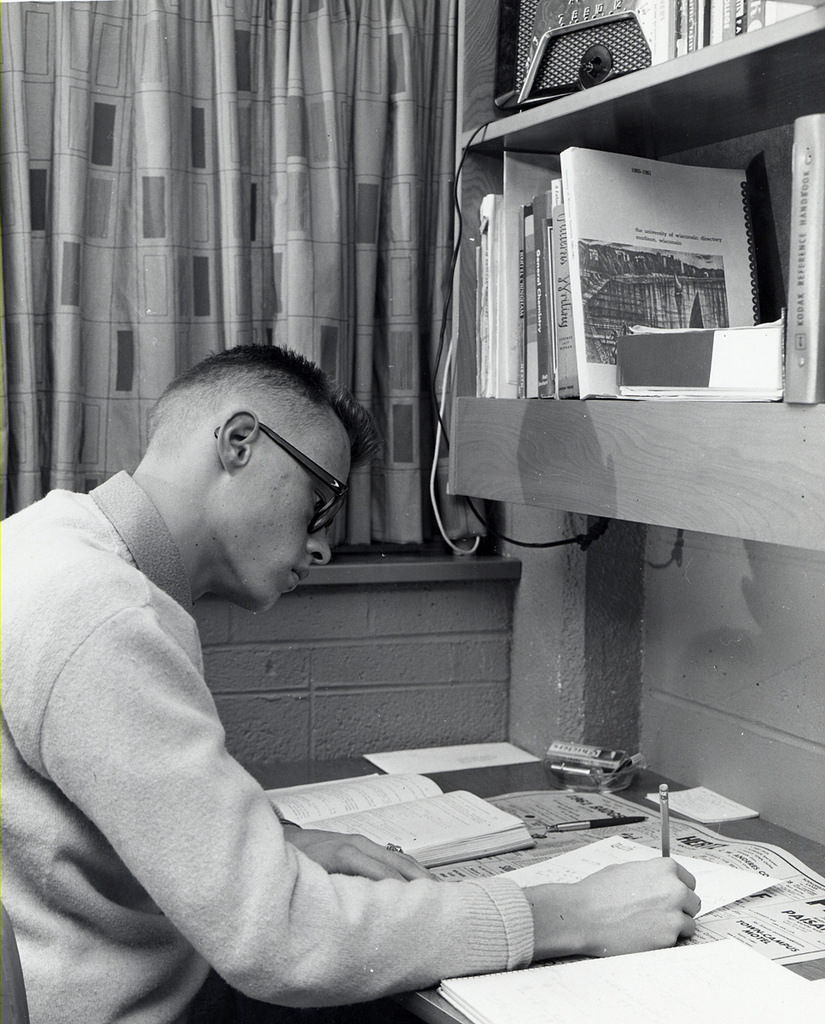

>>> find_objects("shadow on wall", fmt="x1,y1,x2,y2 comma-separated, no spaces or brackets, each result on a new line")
681,538,825,720
507,399,645,752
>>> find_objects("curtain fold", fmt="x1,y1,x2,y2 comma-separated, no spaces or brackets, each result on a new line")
1,0,461,545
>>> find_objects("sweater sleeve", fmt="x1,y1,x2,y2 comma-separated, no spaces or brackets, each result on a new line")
39,604,534,1005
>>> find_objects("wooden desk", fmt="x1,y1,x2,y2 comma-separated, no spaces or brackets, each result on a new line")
249,759,825,1023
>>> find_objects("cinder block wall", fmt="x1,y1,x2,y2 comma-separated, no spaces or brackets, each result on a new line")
641,529,825,845
194,579,515,767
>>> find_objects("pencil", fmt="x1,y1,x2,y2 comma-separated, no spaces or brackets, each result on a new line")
659,783,671,857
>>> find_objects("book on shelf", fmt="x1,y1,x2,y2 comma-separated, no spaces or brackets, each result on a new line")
476,193,503,399
552,192,577,398
266,773,535,868
520,203,539,397
748,0,767,29
710,0,736,41
707,0,822,48
785,112,825,404
616,318,784,400
676,0,712,54
559,146,761,399
438,938,822,1024
689,1,819,51
530,185,558,398
635,0,679,63
498,153,560,398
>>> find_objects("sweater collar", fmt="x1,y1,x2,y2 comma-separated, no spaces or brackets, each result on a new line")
91,472,193,609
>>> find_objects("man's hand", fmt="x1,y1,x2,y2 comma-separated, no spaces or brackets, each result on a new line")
525,858,701,960
281,824,433,881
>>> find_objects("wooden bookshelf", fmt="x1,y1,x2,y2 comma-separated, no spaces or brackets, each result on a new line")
449,397,825,551
449,6,825,552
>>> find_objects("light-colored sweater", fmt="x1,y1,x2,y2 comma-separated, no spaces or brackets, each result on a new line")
0,473,533,1024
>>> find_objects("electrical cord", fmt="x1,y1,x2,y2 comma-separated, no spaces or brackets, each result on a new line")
467,498,611,550
427,120,610,553
430,119,492,445
429,307,480,555
427,120,492,555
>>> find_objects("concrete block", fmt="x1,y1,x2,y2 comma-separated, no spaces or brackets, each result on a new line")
310,637,509,687
311,682,508,758
215,692,309,766
193,597,232,643
203,645,309,693
225,589,370,642
366,582,514,636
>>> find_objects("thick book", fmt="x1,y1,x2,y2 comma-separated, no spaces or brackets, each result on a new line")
266,773,534,867
439,938,822,1024
560,146,760,398
785,112,825,404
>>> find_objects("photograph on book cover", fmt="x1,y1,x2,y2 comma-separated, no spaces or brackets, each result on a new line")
578,241,731,368
560,147,759,398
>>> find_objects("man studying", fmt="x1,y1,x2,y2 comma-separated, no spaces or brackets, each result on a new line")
0,345,701,1023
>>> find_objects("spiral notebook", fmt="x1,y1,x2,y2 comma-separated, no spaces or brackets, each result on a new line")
556,146,760,399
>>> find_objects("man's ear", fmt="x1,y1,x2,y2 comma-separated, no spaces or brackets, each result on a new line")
214,411,260,473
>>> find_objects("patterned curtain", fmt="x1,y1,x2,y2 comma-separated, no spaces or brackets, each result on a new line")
0,0,459,545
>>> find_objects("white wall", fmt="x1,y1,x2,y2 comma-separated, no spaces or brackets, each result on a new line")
640,527,825,844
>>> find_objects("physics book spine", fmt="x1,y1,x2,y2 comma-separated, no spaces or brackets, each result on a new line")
785,112,825,404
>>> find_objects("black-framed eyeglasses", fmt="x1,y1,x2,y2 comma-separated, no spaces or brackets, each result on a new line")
216,420,348,533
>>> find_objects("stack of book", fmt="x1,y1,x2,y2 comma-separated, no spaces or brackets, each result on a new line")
474,112,824,404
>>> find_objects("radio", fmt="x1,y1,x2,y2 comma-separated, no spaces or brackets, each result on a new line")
494,1,654,110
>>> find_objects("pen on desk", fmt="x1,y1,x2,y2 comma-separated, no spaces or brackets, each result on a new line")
659,783,671,857
546,815,647,833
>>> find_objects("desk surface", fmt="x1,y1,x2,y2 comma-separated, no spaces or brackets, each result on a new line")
250,758,825,1023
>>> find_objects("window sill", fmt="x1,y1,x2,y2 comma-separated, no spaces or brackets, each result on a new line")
302,552,522,587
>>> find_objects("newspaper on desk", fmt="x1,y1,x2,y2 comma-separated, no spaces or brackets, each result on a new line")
429,789,825,967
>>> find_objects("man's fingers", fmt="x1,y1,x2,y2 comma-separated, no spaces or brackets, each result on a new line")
338,845,430,881
286,826,433,881
685,891,702,917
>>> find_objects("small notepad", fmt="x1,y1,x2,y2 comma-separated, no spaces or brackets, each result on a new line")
646,786,759,822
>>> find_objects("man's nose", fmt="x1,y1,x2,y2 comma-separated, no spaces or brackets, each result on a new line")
307,533,332,565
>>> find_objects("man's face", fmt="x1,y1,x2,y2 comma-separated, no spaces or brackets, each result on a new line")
209,411,351,611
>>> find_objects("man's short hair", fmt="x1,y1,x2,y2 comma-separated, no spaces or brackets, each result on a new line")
148,345,381,467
